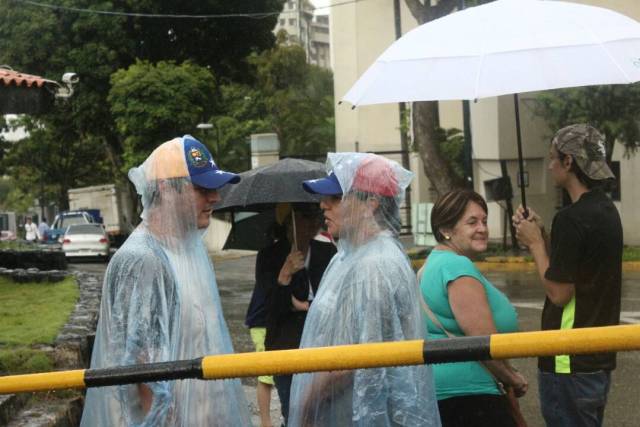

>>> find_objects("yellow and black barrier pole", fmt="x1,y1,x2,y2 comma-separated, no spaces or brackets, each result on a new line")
1,324,639,395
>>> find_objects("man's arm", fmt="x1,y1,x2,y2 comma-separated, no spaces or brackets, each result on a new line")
516,219,575,307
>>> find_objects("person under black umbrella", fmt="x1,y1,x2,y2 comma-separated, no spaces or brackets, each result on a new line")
250,202,337,426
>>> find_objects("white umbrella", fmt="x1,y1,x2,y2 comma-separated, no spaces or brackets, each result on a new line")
342,0,640,210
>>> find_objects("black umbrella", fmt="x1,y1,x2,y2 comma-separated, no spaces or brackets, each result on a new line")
215,158,327,251
215,158,326,210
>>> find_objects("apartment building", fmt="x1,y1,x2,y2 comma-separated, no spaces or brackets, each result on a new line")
274,0,332,69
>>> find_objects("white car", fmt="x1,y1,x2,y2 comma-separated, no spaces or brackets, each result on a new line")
50,211,95,242
62,223,110,261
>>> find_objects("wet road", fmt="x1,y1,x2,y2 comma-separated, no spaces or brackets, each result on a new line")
69,258,640,427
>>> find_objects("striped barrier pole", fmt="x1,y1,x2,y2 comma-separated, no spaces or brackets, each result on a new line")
1,324,639,395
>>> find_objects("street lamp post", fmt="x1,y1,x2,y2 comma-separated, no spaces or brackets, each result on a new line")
196,122,220,159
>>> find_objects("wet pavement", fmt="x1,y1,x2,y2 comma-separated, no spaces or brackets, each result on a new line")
69,258,640,427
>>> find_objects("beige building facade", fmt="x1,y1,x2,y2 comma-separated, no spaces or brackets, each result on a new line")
330,0,640,245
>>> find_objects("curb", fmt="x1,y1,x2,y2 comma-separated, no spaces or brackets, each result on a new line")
475,262,536,272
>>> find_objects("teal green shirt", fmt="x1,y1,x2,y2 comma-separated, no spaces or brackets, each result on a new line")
420,249,519,400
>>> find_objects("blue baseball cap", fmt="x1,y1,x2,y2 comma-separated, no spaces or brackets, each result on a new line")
302,172,343,195
182,135,240,189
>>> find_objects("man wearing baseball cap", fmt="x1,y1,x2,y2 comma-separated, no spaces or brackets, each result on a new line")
290,153,440,427
513,124,622,426
82,136,251,426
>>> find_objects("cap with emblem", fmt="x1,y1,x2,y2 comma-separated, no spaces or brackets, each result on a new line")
147,135,240,189
552,124,615,180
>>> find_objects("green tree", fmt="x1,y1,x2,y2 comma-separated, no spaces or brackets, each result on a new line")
535,85,640,162
248,42,335,157
0,0,283,194
197,83,271,172
2,114,112,210
202,42,336,172
115,0,283,82
108,60,218,172
0,180,36,214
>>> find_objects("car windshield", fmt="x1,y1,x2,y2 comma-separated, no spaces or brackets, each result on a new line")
66,224,103,235
61,215,89,228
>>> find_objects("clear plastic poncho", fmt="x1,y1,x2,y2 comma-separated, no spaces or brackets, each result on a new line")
81,138,251,427
288,153,441,427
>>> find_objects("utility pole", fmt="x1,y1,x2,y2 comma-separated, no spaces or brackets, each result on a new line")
393,0,412,233
460,0,474,189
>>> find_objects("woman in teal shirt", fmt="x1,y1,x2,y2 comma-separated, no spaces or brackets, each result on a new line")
420,190,528,427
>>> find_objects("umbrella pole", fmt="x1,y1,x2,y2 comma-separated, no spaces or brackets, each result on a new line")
513,93,528,217
292,209,298,251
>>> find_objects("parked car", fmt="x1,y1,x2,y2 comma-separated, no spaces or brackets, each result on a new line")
62,223,110,261
68,184,132,246
50,211,95,242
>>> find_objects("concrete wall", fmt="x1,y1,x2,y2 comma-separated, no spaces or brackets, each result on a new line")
614,149,640,245
203,216,232,252
333,0,407,153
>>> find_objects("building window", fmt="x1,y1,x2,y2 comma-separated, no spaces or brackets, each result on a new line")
289,18,296,26
279,19,285,26
288,1,294,9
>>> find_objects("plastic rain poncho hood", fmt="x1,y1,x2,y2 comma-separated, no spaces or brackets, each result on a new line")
288,153,441,427
81,137,251,427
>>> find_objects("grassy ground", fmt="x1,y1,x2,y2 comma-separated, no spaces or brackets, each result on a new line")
0,241,33,251
0,276,78,374
623,246,640,262
0,347,54,375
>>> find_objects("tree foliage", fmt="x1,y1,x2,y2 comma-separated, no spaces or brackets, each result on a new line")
109,60,218,172
0,1,335,216
2,113,112,210
535,85,640,161
201,83,270,172
202,41,336,173
248,42,335,157
0,0,283,210
115,0,283,82
0,181,34,214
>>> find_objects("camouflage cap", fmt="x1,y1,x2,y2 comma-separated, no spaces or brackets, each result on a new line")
551,124,615,180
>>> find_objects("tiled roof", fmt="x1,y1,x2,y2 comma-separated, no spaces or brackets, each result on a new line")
0,68,54,88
